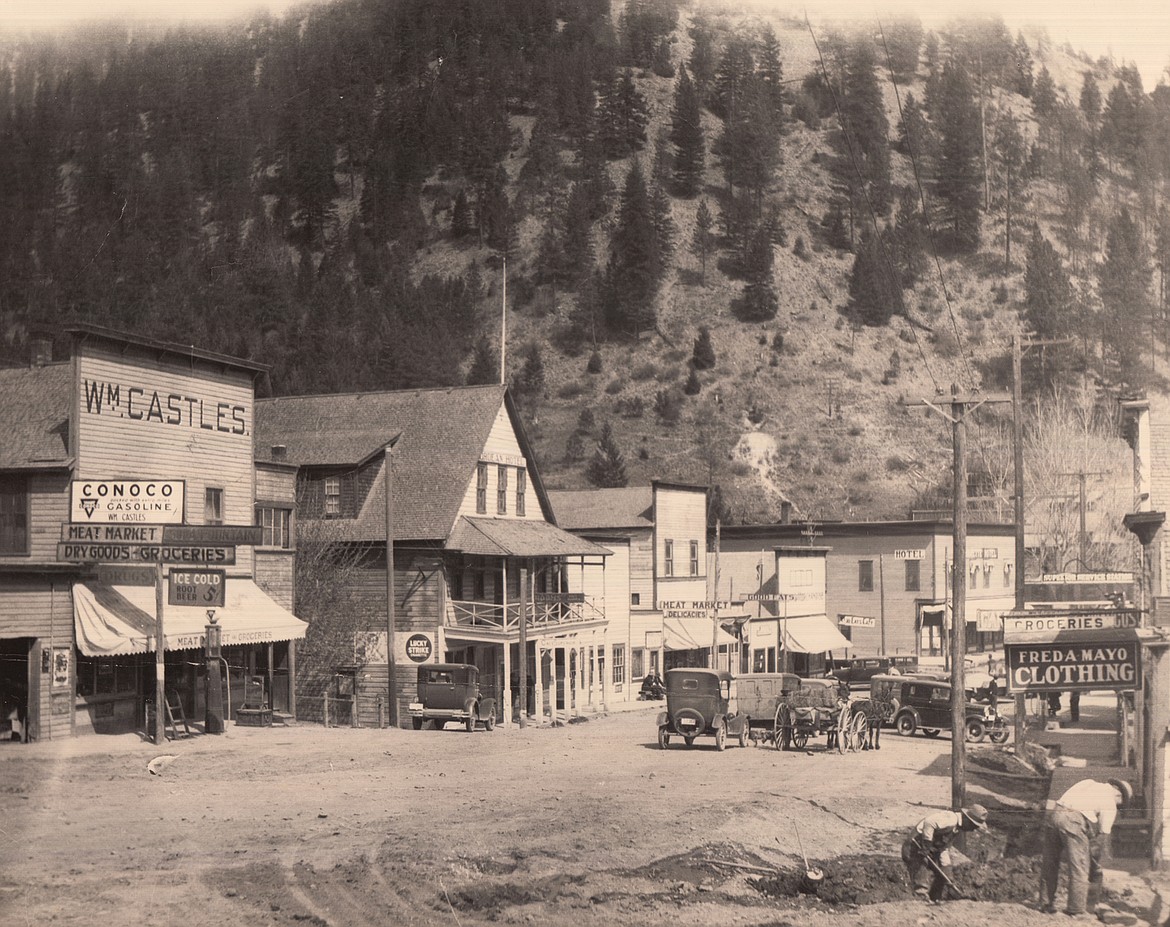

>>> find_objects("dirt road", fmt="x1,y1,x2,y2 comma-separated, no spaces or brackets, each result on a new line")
0,704,1156,926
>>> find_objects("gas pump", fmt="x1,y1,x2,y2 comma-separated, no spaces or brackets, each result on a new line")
204,611,225,734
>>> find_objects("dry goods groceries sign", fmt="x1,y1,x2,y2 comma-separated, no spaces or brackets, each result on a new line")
1004,640,1140,693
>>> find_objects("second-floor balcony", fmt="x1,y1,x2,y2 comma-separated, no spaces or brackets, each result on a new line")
447,594,606,640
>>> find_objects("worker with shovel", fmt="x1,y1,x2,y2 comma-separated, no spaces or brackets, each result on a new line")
901,804,989,902
1039,778,1133,917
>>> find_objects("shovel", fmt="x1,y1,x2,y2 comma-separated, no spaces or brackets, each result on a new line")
919,850,976,901
786,825,823,894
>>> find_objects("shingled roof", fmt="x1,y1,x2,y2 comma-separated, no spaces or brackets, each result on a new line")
255,385,551,542
0,364,72,469
547,487,654,531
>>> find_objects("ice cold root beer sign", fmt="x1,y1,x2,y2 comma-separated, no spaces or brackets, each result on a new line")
1005,640,1139,693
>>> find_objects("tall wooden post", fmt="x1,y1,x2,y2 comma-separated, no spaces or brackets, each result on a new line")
384,442,399,728
1012,336,1028,747
518,562,528,729
951,386,968,814
153,561,166,746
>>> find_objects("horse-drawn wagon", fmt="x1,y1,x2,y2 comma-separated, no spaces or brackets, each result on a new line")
735,674,865,753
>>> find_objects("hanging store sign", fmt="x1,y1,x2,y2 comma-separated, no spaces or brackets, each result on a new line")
659,600,745,618
404,633,434,663
1004,610,1141,635
57,543,236,565
63,524,166,543
1004,638,1140,693
167,570,226,607
70,480,185,524
163,525,263,546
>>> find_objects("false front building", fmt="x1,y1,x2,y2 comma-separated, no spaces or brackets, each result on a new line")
0,325,306,739
255,385,610,727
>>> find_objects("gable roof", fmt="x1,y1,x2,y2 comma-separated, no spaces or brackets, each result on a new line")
547,487,654,531
255,385,551,542
0,364,72,469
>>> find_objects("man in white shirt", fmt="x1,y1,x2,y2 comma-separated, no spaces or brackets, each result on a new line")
1040,778,1134,916
901,805,988,901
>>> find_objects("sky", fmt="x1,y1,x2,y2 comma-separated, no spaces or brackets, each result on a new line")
1,0,1168,88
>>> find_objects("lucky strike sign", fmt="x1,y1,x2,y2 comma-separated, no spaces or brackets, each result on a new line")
1004,639,1139,693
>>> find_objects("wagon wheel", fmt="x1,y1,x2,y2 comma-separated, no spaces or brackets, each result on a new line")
836,706,852,755
793,730,809,750
846,710,868,753
774,704,792,752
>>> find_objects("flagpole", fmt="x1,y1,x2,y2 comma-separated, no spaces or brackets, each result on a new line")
500,256,507,385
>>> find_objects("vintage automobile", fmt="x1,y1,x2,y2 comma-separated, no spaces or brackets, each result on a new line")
656,667,749,751
828,654,919,687
408,663,496,732
891,678,1008,743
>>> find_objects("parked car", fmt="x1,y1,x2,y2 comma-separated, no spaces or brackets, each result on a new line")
408,663,496,732
891,678,1008,743
828,654,919,687
656,668,749,751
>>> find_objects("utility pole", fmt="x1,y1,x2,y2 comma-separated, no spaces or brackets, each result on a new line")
1056,469,1108,568
710,520,721,669
500,256,507,385
914,385,1011,815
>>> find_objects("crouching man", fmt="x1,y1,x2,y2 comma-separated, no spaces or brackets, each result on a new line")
901,805,989,901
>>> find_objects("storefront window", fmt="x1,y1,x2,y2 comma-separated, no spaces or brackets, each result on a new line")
611,644,625,687
76,654,138,698
632,648,645,680
256,507,291,548
0,476,28,553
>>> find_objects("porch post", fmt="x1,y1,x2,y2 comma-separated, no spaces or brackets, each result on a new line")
589,633,598,708
599,638,608,711
533,637,543,724
549,644,558,727
518,562,528,729
502,640,513,728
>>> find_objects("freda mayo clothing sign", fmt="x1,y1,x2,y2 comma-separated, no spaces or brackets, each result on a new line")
71,480,185,524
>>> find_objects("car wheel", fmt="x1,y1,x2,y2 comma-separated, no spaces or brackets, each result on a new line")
658,727,670,749
411,717,423,731
465,715,476,733
738,722,749,748
895,712,916,736
989,728,1009,745
922,728,942,738
684,736,696,748
965,719,986,743
715,724,726,752
483,714,495,732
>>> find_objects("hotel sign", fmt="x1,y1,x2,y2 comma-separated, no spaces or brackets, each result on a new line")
894,549,924,560
71,480,185,524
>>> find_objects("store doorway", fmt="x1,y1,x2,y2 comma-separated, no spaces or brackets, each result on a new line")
0,638,32,742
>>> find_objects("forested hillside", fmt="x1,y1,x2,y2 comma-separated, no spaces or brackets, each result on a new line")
0,0,1163,552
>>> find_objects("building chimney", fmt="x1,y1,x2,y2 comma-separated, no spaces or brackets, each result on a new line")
780,501,792,525
271,445,287,461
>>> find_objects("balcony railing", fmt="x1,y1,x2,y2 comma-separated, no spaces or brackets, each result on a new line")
447,597,605,634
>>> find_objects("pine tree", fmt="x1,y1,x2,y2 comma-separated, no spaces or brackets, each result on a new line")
602,159,659,337
451,189,472,239
886,15,924,78
598,70,650,158
586,422,629,487
1098,208,1153,387
683,368,701,395
466,336,499,386
692,325,716,369
711,33,754,122
649,181,675,277
933,62,983,252
896,92,936,168
670,66,705,196
687,15,718,106
839,36,892,214
847,227,903,325
561,183,596,288
736,224,778,321
1032,66,1057,116
691,198,716,285
1012,32,1034,97
993,113,1027,268
1079,73,1101,125
756,23,785,118
1024,227,1071,341
515,342,546,399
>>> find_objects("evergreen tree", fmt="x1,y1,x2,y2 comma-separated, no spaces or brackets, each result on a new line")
715,76,781,205
933,63,983,252
711,33,754,121
602,159,659,337
993,113,1027,268
896,92,935,166
847,227,903,325
467,336,499,386
756,23,785,118
886,15,924,78
892,187,928,287
598,70,650,158
514,342,546,399
691,198,716,285
692,325,716,369
1079,73,1101,125
1098,208,1152,387
1011,32,1034,97
578,133,615,220
561,183,596,288
669,66,705,196
736,224,778,321
686,15,718,106
1103,79,1143,169
683,368,701,395
839,36,892,213
1024,227,1071,340
650,180,675,276
1032,66,1057,116
586,422,629,487
451,188,472,239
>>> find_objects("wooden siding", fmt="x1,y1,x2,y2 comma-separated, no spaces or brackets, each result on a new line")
75,345,256,574
1,471,71,565
629,530,654,610
255,465,296,506
255,552,295,610
0,579,75,740
713,544,778,616
653,486,707,584
454,403,542,522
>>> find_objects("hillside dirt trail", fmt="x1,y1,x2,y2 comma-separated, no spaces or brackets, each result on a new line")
0,704,1159,927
